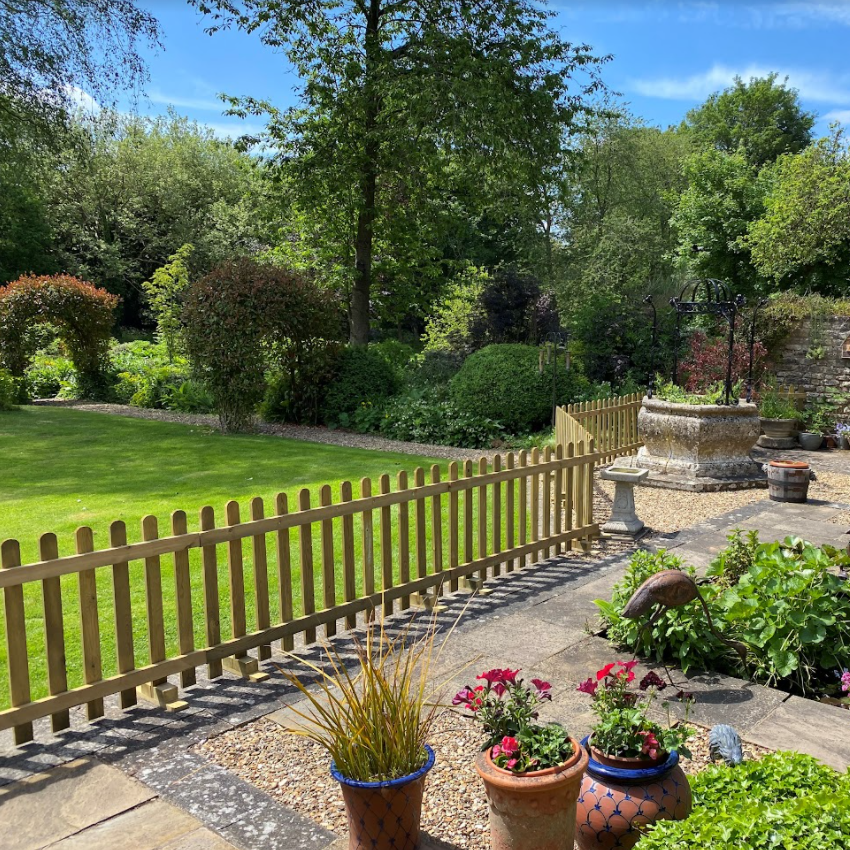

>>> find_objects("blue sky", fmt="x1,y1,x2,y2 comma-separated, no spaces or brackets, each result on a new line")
118,1,850,138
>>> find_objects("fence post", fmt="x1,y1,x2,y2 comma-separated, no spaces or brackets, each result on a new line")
138,516,189,708
200,506,223,678
275,493,295,650
76,526,105,720
2,539,33,744
41,531,72,729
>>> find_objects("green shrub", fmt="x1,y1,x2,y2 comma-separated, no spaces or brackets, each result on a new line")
450,344,590,435
23,354,77,398
405,350,464,388
379,386,504,449
323,346,400,427
184,259,340,432
641,752,850,850
163,379,215,414
371,339,416,379
595,549,731,674
0,368,20,410
597,533,850,694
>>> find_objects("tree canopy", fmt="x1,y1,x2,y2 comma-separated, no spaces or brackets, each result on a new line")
684,73,814,167
194,0,606,344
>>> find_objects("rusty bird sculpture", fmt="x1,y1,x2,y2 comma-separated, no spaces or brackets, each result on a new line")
623,569,748,662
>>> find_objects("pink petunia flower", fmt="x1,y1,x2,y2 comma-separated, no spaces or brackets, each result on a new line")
505,758,519,770
492,682,507,698
531,679,553,700
500,736,520,755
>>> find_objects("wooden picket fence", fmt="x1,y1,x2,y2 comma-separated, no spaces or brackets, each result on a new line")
555,393,644,466
0,442,600,744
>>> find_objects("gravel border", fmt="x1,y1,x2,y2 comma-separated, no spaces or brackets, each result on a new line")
198,711,770,850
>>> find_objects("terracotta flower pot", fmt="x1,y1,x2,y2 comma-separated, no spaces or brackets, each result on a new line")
475,736,588,850
331,745,435,850
575,737,691,850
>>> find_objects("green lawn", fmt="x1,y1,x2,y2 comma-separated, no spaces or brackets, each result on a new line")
0,406,461,708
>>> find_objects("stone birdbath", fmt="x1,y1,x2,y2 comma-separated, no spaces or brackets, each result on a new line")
600,467,648,536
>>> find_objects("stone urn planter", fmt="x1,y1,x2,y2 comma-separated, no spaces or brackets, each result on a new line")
332,745,435,850
631,397,765,491
475,739,588,850
758,416,798,450
575,738,692,850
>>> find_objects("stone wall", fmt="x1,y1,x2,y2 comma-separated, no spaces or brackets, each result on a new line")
773,315,850,413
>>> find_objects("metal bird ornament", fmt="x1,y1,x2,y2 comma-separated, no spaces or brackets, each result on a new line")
709,724,744,766
622,569,748,663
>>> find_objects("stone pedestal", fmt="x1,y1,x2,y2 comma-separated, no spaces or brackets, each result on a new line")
600,467,648,536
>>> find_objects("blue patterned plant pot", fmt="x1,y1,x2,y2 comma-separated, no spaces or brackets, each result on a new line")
575,737,692,850
331,745,435,850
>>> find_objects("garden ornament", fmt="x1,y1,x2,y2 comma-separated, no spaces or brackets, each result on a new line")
622,569,749,663
708,724,743,767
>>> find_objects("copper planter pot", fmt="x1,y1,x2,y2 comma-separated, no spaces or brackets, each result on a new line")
575,737,691,850
332,745,435,850
475,736,588,850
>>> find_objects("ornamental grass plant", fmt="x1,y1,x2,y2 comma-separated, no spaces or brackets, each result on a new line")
278,608,458,783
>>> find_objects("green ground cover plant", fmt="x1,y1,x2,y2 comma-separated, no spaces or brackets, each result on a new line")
597,533,850,697
640,752,850,849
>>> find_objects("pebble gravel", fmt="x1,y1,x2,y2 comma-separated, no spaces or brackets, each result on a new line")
197,711,769,850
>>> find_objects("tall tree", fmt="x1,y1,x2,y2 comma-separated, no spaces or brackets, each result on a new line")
670,148,768,296
47,113,272,322
684,73,814,168
194,0,605,344
747,128,850,297
0,0,160,141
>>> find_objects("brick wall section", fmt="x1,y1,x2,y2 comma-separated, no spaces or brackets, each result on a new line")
773,316,850,414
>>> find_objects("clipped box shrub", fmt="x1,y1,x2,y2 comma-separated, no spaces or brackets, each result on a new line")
449,344,589,435
323,346,400,427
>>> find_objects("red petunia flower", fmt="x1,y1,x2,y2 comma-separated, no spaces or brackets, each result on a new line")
577,677,598,695
596,663,617,680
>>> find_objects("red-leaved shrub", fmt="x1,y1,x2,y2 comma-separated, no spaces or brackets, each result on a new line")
679,331,767,394
0,274,118,378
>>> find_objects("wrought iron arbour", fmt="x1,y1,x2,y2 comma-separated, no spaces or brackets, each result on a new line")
645,279,760,406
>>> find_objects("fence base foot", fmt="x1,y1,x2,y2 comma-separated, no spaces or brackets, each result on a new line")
223,654,270,682
459,576,491,595
411,591,446,613
137,681,188,712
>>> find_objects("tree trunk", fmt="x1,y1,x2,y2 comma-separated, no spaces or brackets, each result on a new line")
349,0,382,346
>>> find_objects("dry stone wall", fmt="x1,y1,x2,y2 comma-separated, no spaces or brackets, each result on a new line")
773,316,850,414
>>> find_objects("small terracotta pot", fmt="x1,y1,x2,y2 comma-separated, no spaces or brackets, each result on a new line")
332,745,435,850
576,737,691,850
475,736,588,850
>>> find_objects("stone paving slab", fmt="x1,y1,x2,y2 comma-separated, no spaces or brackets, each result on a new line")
746,696,850,771
46,800,230,850
0,759,155,850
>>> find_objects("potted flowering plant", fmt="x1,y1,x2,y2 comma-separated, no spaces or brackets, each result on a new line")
837,422,850,450
454,668,588,850
574,661,694,850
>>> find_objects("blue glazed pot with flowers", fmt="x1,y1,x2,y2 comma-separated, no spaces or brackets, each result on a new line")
574,662,693,850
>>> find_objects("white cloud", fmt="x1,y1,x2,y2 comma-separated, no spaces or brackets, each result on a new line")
631,63,850,104
823,108,850,123
147,89,224,112
202,120,267,139
764,3,850,28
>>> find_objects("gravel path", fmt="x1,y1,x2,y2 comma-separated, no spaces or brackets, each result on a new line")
32,400,496,462
198,712,769,850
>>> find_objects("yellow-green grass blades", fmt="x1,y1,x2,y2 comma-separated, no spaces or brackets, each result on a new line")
278,594,465,782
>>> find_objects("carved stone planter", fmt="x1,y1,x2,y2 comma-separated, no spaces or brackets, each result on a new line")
627,397,766,492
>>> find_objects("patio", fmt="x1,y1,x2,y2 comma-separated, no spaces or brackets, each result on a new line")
2,485,849,850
